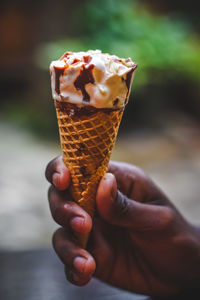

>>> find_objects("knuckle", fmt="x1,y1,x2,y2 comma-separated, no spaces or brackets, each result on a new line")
114,191,130,217
48,185,55,201
160,207,175,229
52,229,71,264
45,161,52,182
48,188,69,225
45,156,58,181
48,185,63,207
53,204,66,224
52,228,63,251
45,156,62,182
129,165,147,181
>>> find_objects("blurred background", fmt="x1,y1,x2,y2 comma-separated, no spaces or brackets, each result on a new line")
0,0,200,251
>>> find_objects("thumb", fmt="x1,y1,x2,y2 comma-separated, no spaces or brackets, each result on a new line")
96,173,166,230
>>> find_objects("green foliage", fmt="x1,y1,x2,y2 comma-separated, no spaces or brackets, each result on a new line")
1,102,58,140
36,0,200,87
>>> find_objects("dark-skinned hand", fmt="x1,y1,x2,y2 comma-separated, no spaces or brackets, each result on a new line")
45,156,200,298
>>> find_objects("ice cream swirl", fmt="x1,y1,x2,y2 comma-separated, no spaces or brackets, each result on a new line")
50,50,137,109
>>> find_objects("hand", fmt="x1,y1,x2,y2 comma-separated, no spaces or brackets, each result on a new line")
45,156,200,298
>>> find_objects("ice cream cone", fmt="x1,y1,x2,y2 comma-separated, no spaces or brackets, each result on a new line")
55,100,123,248
50,50,137,248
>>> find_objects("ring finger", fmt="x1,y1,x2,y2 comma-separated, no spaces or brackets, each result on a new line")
53,228,96,285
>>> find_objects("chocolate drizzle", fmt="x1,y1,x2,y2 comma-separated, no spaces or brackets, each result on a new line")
125,69,134,92
83,55,92,64
80,166,89,177
74,64,95,102
113,58,122,63
113,98,119,106
124,64,138,104
60,51,73,60
72,58,80,64
54,67,65,94
125,64,138,95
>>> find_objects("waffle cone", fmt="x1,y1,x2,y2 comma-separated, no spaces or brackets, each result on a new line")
55,101,124,248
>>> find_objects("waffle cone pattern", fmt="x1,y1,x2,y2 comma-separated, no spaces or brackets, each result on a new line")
55,101,124,248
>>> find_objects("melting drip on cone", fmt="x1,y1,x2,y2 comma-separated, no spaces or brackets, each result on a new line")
54,67,65,94
124,64,137,104
125,69,134,92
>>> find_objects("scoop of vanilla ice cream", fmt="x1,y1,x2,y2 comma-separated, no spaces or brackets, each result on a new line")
50,50,137,109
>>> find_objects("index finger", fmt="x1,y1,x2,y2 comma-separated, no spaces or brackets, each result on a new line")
45,156,70,190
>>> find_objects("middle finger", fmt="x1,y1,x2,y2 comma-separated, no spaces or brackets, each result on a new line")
48,185,92,234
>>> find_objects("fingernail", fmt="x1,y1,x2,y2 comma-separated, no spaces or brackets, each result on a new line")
73,273,81,282
70,217,85,230
57,156,66,169
52,173,60,187
106,174,117,200
73,256,87,273
111,181,117,200
103,173,116,201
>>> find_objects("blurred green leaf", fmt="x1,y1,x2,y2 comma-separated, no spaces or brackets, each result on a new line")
35,0,200,86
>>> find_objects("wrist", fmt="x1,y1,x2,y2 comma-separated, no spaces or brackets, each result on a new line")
151,224,200,300
192,224,200,239
177,223,200,297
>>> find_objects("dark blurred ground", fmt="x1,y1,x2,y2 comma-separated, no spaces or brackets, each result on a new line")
0,249,148,300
